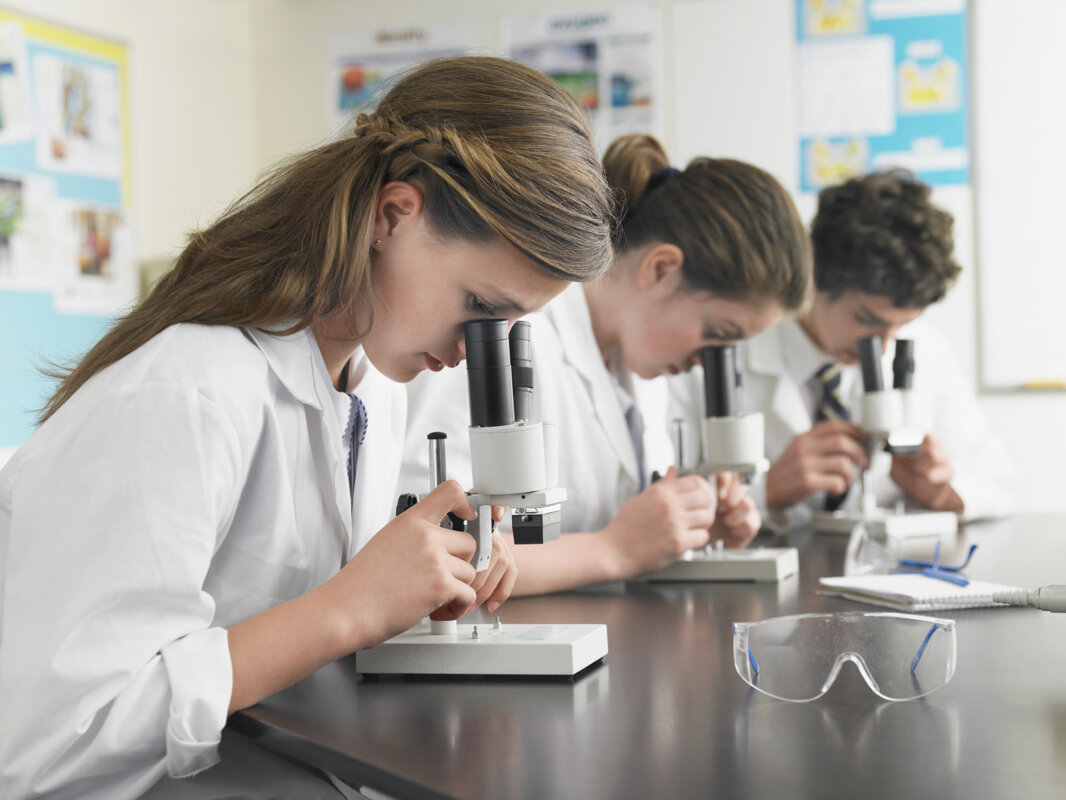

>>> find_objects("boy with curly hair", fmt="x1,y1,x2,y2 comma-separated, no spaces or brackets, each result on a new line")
671,169,1014,529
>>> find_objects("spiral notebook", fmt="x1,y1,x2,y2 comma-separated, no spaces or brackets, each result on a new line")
819,574,1020,611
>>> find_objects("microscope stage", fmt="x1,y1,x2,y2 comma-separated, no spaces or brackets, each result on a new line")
632,546,799,583
812,508,958,538
354,622,608,677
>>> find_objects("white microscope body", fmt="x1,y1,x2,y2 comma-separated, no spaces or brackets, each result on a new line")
814,335,957,539
637,345,798,584
355,319,608,677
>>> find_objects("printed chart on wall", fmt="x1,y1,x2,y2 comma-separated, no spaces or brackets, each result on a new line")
500,6,660,150
0,8,132,452
328,21,476,137
795,0,968,193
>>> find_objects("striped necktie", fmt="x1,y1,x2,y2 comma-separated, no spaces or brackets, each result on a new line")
624,402,647,491
814,362,849,422
343,392,367,499
813,362,849,511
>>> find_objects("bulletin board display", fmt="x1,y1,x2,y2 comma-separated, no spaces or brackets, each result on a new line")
795,0,969,193
0,7,132,450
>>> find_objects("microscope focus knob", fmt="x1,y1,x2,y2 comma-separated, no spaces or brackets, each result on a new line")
395,492,419,517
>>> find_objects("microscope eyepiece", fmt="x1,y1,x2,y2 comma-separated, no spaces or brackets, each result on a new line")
700,345,737,418
857,335,884,393
892,339,915,390
464,319,515,428
509,320,534,422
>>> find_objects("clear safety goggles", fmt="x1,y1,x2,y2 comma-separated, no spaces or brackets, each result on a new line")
732,612,957,702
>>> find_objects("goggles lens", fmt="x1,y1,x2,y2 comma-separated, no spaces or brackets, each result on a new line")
732,612,957,702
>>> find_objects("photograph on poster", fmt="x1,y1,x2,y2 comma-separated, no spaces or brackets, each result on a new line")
0,21,31,144
0,171,59,292
502,7,660,149
72,206,120,278
33,51,122,179
329,22,475,134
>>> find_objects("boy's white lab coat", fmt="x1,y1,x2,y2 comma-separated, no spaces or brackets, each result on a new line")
667,317,1015,529
403,284,672,535
0,324,403,799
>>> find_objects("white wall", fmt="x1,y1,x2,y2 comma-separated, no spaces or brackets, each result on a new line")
11,0,1060,511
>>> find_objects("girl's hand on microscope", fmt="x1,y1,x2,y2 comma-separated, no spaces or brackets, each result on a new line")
890,434,964,512
430,504,517,621
765,420,867,509
709,473,761,548
457,527,517,617
603,467,717,577
321,480,478,649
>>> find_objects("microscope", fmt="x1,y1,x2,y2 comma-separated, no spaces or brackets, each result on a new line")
813,335,958,540
635,344,799,584
355,319,608,677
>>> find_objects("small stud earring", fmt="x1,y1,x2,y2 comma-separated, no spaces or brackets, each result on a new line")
374,239,382,247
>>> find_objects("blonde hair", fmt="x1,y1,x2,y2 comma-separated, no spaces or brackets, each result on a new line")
41,57,613,422
604,133,811,312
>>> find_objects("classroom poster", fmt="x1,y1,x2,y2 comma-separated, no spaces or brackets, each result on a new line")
796,0,968,192
0,8,132,452
328,21,476,136
500,6,660,149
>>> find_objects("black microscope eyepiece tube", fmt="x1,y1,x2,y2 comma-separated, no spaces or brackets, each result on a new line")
509,320,534,422
892,339,915,390
464,319,515,428
700,345,736,418
857,335,884,393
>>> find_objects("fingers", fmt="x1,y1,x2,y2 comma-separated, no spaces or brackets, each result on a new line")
682,505,716,531
408,480,476,523
485,558,517,613
819,432,868,467
716,473,746,506
812,419,866,440
818,454,859,485
661,473,716,507
439,526,478,565
428,583,478,622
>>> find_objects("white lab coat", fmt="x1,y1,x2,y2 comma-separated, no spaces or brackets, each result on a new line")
667,317,1015,530
0,323,403,800
403,284,673,535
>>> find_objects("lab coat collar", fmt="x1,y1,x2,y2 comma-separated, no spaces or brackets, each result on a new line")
546,284,641,484
745,320,812,433
244,325,356,551
242,325,330,410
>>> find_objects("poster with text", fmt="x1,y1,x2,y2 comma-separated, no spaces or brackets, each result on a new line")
796,0,968,192
328,21,476,137
500,6,660,151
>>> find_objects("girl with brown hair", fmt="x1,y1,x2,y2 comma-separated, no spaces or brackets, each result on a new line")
0,56,612,798
403,133,812,594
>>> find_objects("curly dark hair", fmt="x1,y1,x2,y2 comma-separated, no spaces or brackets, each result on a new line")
811,169,960,308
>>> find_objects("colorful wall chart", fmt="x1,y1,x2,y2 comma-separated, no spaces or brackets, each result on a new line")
796,0,969,192
328,21,476,137
0,8,132,450
501,6,660,150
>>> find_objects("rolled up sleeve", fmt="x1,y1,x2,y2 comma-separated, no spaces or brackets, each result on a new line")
0,382,245,799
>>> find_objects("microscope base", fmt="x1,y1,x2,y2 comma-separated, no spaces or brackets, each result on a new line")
354,622,608,677
632,547,799,583
813,508,958,539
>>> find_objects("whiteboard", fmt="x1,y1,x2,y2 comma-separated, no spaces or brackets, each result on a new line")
973,0,1066,389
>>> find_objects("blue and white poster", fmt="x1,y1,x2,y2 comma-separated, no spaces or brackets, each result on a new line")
796,0,968,192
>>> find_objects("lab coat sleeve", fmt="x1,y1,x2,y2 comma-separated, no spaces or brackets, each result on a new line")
0,383,244,799
919,336,1016,521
